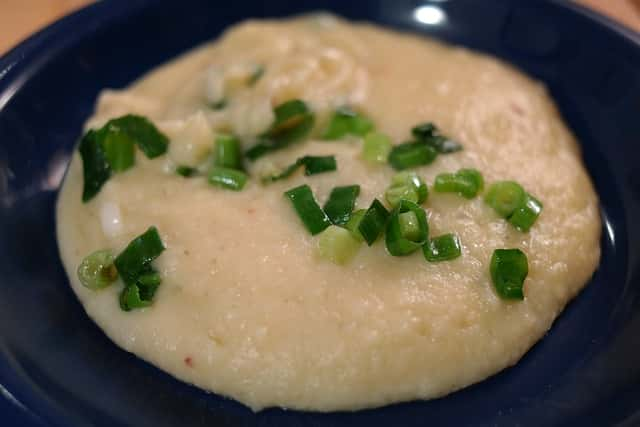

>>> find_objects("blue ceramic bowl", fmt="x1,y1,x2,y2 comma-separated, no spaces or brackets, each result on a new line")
1,1,639,425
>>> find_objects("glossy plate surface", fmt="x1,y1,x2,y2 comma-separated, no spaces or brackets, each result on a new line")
1,1,639,425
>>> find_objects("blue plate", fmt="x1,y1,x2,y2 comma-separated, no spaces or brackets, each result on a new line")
1,0,639,425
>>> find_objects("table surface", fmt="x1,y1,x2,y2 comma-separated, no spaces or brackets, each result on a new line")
1,0,639,55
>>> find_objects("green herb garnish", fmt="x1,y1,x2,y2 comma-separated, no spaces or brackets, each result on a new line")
284,184,332,235
434,168,484,199
384,171,428,208
388,140,438,170
508,194,543,232
385,199,429,256
358,199,390,246
77,249,118,290
214,134,243,170
246,99,315,160
323,107,374,140
424,233,462,262
362,132,392,164
79,115,169,202
412,122,462,153
114,227,166,311
323,185,360,225
208,166,248,191
317,225,361,265
262,155,337,183
490,248,528,300
79,129,112,202
484,181,527,218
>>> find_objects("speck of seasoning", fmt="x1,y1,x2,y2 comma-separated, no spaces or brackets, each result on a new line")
184,356,194,367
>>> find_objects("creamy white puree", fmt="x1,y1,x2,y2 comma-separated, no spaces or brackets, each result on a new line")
56,15,600,411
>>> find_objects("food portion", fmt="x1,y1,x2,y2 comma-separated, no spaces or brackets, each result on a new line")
56,15,601,411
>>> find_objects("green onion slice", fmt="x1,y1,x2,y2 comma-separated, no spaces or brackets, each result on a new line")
362,132,392,164
323,185,360,225
323,107,374,140
344,209,366,242
411,122,462,153
247,64,265,86
385,171,428,207
262,155,337,183
490,248,528,300
214,134,243,170
284,184,332,235
484,181,527,218
79,115,169,202
424,233,462,262
508,194,543,232
101,128,135,172
434,168,484,199
208,166,248,191
388,141,438,170
317,225,361,265
302,155,337,175
246,99,315,160
385,199,429,256
358,199,390,246
114,226,166,287
77,249,118,290
79,129,112,202
176,165,198,177
106,114,169,159
119,284,152,311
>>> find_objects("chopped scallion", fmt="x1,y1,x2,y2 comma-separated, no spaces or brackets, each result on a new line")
434,168,484,199
214,134,243,170
385,171,428,207
344,209,367,242
490,248,528,300
79,115,169,202
412,122,462,153
101,129,135,172
302,155,337,175
323,107,374,140
388,141,437,170
262,155,337,183
424,233,462,262
79,129,112,202
246,99,314,160
362,132,392,164
484,181,527,218
385,199,429,256
508,194,543,232
119,284,152,311
106,115,169,159
358,199,390,246
208,166,248,191
284,184,331,235
323,185,360,225
317,225,361,265
114,226,165,288
77,249,118,290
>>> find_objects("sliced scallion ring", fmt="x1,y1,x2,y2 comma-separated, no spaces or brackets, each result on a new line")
284,184,332,235
77,249,118,290
423,233,462,262
385,199,429,256
490,248,528,300
323,185,360,225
